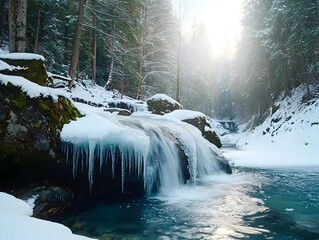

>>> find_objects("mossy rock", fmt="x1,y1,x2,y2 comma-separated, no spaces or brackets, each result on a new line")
0,81,81,185
147,94,183,115
0,54,50,86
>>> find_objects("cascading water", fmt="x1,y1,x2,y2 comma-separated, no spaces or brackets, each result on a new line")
60,110,230,195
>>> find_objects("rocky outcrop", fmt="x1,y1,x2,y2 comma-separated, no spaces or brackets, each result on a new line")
0,81,81,184
147,94,183,115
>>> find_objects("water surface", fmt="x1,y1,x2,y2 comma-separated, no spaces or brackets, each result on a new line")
60,166,319,240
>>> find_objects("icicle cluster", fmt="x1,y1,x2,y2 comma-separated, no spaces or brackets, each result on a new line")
60,113,227,195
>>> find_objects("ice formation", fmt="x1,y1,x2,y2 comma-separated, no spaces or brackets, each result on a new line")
60,107,228,195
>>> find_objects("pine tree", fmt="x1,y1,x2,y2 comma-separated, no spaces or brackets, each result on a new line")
69,0,86,88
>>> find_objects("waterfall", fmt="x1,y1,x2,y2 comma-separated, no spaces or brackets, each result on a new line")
60,112,229,195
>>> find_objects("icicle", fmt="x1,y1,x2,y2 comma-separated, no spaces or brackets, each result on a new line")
88,141,96,192
121,147,125,194
99,142,104,173
111,145,116,179
60,111,227,196
72,144,78,180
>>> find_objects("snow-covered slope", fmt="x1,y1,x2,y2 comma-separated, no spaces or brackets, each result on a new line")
225,85,319,167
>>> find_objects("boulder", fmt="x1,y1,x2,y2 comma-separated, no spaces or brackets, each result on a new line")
147,94,183,115
12,185,74,219
0,53,51,86
0,80,81,184
183,116,222,148
165,110,222,148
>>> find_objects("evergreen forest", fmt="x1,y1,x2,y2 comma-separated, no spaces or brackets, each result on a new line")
1,0,319,123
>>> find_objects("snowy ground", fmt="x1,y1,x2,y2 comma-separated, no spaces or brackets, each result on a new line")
223,85,319,168
0,192,96,240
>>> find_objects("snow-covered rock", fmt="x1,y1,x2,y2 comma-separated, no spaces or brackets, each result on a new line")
0,53,49,86
147,93,183,114
165,110,222,148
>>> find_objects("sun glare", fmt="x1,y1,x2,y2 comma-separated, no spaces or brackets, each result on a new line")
203,0,243,58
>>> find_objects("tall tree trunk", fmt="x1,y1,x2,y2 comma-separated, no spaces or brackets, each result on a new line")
266,56,275,114
69,0,86,89
33,8,41,53
91,0,97,84
0,0,4,45
175,0,183,103
136,47,144,100
136,5,146,100
8,0,18,52
281,59,290,96
121,55,125,99
280,37,290,96
105,57,114,90
16,0,27,52
176,32,181,103
104,23,115,90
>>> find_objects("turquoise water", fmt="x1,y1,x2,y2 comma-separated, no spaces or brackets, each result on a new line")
60,167,319,240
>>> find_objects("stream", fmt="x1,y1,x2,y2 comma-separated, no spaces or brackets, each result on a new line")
59,149,319,240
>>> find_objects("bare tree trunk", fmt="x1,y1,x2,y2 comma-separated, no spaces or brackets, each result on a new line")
8,0,18,52
33,8,41,53
176,33,181,102
104,23,115,90
136,48,144,100
281,59,290,97
105,57,114,89
69,0,86,89
0,0,4,45
175,0,183,103
266,56,275,114
121,56,125,99
136,5,146,101
91,0,97,84
16,0,27,52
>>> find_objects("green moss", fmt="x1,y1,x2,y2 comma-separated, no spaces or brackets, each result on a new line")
9,89,28,110
33,122,41,128
38,100,52,112
0,58,48,86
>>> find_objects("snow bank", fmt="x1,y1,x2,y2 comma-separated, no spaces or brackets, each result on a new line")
0,192,96,240
226,85,319,168
0,53,45,61
61,104,149,146
0,73,68,100
148,93,181,106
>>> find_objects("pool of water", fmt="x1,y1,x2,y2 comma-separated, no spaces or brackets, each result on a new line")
59,166,319,240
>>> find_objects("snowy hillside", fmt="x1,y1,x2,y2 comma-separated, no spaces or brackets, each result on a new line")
225,85,319,167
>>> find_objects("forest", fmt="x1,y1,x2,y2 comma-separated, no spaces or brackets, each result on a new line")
1,0,319,123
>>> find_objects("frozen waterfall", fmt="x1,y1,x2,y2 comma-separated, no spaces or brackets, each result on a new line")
60,110,230,195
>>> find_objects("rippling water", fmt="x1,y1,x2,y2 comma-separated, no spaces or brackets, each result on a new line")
60,166,319,240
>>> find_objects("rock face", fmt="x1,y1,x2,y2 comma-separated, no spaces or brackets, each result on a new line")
0,81,81,184
13,185,74,219
147,94,183,114
0,53,51,86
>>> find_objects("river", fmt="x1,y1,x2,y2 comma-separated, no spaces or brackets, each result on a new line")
59,149,319,240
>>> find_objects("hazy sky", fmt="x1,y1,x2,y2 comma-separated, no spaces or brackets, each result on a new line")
180,0,244,57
